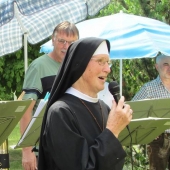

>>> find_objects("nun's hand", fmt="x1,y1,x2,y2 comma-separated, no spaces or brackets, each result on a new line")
106,96,132,138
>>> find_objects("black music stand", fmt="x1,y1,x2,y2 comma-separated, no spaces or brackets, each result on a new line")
0,100,32,169
0,100,32,145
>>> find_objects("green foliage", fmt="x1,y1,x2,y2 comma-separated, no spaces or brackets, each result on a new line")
0,39,50,100
99,0,170,24
107,58,156,101
124,145,149,169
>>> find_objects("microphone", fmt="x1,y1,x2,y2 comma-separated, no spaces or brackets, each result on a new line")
108,81,120,104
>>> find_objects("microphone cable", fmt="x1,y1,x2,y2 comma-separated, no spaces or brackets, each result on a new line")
108,81,134,169
126,125,133,170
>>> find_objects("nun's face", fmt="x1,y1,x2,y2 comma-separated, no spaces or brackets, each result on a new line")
76,54,111,97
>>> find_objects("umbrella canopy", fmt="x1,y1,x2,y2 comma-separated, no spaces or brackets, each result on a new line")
40,12,170,58
39,12,170,94
0,0,110,71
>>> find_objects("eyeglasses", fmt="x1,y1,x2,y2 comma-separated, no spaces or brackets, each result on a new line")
57,38,74,45
91,57,112,66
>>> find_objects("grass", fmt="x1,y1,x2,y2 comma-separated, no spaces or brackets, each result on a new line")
8,123,23,170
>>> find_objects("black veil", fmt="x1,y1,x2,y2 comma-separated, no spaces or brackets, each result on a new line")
38,37,110,169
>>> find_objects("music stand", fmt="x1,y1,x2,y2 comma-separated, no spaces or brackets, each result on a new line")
15,98,170,148
126,98,170,119
0,100,32,146
118,117,170,146
15,99,47,148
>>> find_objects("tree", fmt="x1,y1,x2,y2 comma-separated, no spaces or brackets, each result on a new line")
0,39,49,100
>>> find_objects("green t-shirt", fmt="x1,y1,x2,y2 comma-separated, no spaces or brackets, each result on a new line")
23,54,60,101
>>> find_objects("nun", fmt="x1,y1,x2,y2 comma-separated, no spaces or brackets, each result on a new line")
38,37,132,170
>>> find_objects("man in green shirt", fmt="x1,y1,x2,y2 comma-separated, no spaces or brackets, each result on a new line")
20,21,79,170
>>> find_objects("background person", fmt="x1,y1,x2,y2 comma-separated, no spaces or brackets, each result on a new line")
20,21,79,170
98,81,113,108
38,37,133,170
132,53,170,170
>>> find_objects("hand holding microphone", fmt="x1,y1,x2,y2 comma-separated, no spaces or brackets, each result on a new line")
106,81,133,138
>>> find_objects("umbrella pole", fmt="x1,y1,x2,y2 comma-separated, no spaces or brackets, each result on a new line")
24,33,28,72
14,2,28,73
120,59,122,96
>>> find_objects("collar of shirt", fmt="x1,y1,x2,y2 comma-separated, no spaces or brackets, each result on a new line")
65,87,98,103
156,75,163,85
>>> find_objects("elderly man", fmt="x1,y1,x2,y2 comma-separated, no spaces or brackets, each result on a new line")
132,53,170,170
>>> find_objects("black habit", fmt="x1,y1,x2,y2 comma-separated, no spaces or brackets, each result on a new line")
38,37,126,170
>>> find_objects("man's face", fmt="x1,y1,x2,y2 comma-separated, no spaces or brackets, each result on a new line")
76,54,111,97
155,57,170,80
52,31,78,62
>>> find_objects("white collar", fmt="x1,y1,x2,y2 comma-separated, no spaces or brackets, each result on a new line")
65,87,98,103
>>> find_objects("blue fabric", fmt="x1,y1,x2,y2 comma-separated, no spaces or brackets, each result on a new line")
40,13,170,59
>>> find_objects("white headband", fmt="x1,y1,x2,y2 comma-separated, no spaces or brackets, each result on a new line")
93,41,109,56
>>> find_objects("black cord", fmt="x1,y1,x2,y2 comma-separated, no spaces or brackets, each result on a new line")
31,137,40,153
32,146,39,152
126,125,133,170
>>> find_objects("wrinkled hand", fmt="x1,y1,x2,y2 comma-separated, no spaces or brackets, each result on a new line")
106,96,133,138
22,147,37,170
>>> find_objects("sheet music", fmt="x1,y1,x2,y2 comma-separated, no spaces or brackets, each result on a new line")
18,99,47,145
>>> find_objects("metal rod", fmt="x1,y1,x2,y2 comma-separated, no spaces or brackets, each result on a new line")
14,2,28,72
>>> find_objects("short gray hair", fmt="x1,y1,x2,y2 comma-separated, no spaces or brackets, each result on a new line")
52,21,79,38
156,53,170,63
